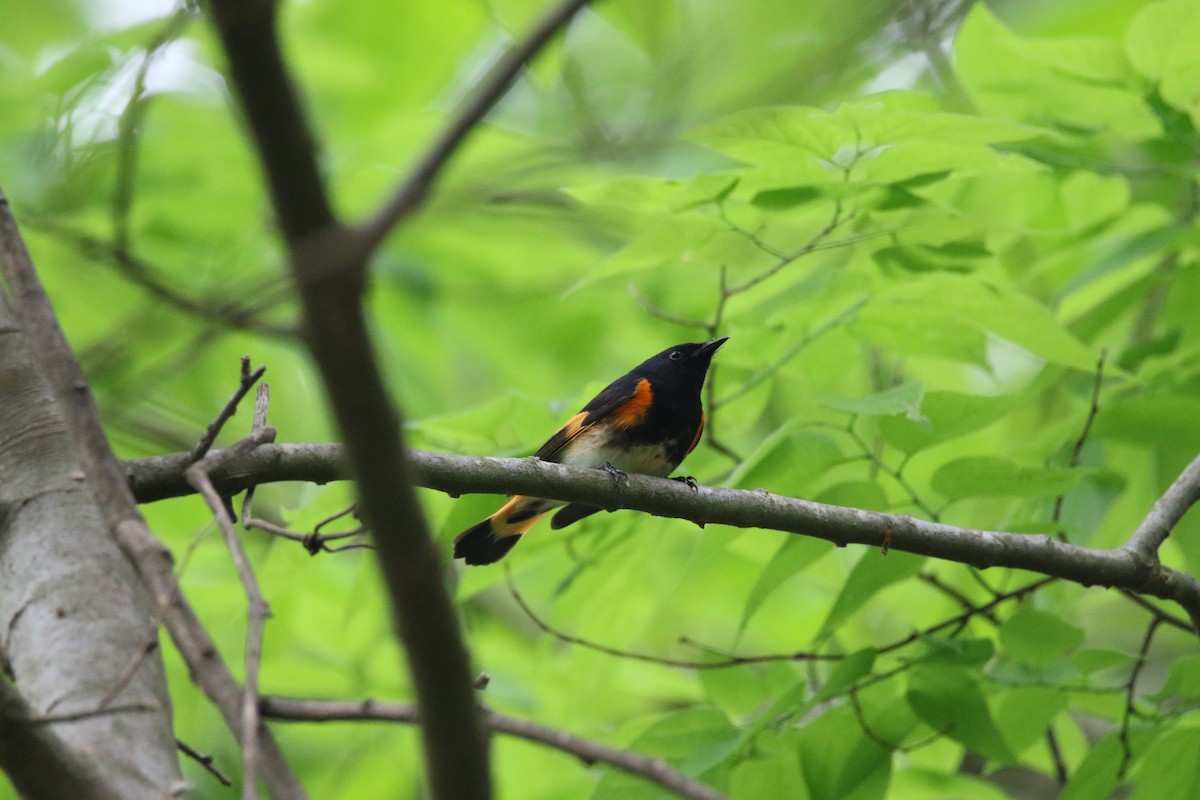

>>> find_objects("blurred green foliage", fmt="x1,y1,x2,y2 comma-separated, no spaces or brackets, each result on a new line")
2,0,1199,798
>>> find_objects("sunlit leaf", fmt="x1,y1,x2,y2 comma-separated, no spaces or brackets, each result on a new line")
932,457,1090,500
1129,727,1200,800
879,391,1018,453
820,382,925,419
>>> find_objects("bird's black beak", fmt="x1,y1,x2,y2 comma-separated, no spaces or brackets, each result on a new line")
698,337,728,357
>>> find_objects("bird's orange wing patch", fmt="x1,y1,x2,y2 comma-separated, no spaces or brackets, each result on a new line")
534,411,590,461
611,378,653,429
685,411,705,456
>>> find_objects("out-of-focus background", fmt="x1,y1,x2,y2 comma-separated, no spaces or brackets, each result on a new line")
2,0,1199,797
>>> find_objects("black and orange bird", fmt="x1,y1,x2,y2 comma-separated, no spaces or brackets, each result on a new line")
453,338,728,565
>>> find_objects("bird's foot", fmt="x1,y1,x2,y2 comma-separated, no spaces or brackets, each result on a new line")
600,462,628,487
672,475,699,492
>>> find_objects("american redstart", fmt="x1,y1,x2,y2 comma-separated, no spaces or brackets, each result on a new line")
454,337,728,565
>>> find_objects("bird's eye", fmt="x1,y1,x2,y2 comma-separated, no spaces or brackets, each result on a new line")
669,350,683,361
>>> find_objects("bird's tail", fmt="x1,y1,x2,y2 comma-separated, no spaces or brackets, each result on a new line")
453,496,549,565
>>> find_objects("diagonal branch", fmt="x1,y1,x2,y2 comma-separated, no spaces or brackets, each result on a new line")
204,2,502,797
358,0,595,252
259,695,728,800
1125,452,1200,562
187,425,277,800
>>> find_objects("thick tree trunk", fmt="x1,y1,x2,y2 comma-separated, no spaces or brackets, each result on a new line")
0,293,183,798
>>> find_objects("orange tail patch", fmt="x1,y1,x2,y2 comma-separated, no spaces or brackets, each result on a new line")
453,496,548,565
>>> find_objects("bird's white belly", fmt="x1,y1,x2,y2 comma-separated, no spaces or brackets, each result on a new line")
556,429,675,476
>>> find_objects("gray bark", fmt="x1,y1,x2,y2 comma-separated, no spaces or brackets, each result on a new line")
0,294,183,798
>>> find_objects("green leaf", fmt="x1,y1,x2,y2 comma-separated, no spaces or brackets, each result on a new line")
701,660,802,720
1154,654,1200,702
914,636,996,669
1065,225,1200,295
955,5,1161,140
1130,727,1200,800
999,609,1085,666
879,391,1018,453
593,707,738,799
1061,734,1124,800
1072,648,1135,676
1059,171,1130,232
797,705,892,800
730,427,843,498
572,213,733,287
1126,0,1193,79
692,105,858,164
740,534,831,630
889,769,1010,800
818,551,925,638
992,687,1068,753
931,457,1090,500
1093,394,1200,448
869,274,1099,370
1126,0,1200,125
566,174,740,216
816,481,890,513
850,303,989,366
732,745,809,800
814,649,876,702
820,382,925,419
906,664,1016,763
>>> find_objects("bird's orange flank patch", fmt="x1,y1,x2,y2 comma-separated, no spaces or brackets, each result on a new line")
686,411,705,456
613,378,653,428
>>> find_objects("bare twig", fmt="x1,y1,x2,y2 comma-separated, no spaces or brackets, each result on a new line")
260,695,728,800
96,637,161,711
725,203,850,294
508,570,1053,670
190,357,266,462
243,511,372,555
627,282,710,329
918,573,998,623
715,297,866,405
359,0,596,252
857,579,1050,671
1052,351,1106,535
1046,727,1068,785
1119,616,1162,776
842,419,941,521
849,686,946,753
1118,591,1195,633
28,218,296,338
506,569,839,668
186,426,277,800
177,738,233,787
21,703,158,725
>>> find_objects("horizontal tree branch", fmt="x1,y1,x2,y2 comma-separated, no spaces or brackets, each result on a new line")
124,444,1200,632
259,695,727,800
